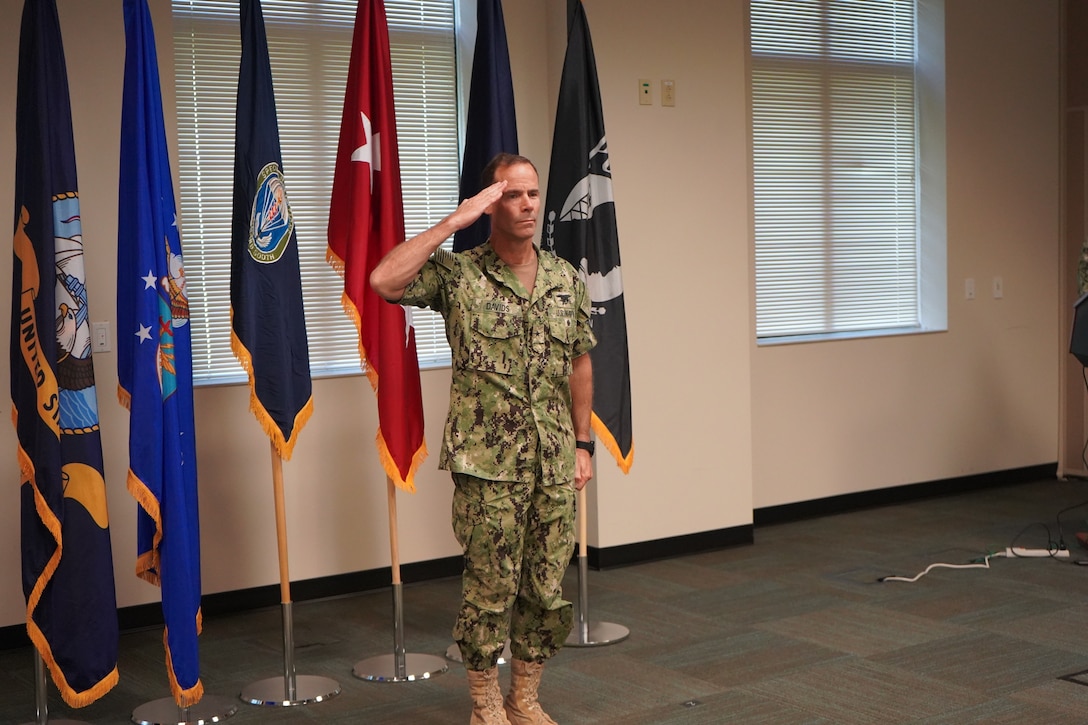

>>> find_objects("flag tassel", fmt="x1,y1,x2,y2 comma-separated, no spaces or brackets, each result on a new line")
25,619,119,709
329,280,428,493
229,325,314,461
376,428,427,493
126,468,163,584
13,410,119,708
164,621,205,707
591,413,633,474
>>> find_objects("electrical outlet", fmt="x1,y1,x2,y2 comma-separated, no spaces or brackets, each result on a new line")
1005,547,1069,558
92,321,111,353
661,79,676,107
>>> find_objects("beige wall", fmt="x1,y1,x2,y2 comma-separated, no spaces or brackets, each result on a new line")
0,0,1061,630
558,0,756,544
752,0,1060,506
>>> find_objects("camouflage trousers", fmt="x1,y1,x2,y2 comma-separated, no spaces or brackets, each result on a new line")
451,472,576,671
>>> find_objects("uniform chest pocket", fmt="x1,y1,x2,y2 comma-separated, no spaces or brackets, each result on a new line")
467,311,522,374
545,315,575,378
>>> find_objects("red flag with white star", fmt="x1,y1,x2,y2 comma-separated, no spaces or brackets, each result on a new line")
327,0,426,491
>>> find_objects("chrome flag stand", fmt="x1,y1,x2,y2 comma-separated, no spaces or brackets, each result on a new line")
130,595,238,724
354,478,448,682
20,651,90,725
239,444,341,708
565,487,629,647
131,696,237,725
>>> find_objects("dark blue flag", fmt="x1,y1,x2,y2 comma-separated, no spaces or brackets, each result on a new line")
452,0,518,252
543,0,633,472
231,0,313,459
118,0,203,706
11,0,119,706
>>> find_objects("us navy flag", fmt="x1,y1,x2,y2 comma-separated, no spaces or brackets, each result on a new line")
231,0,314,459
543,0,633,472
12,0,119,706
452,0,518,252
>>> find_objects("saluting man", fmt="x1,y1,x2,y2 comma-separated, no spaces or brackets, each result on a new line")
370,153,595,725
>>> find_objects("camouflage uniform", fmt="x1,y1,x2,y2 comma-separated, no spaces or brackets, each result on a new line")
400,244,596,670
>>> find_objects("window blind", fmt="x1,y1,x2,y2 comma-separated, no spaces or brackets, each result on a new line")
750,0,919,339
172,0,458,382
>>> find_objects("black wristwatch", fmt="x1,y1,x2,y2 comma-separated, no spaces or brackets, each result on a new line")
576,440,595,457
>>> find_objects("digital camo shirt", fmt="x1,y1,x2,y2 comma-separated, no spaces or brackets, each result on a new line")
399,244,596,485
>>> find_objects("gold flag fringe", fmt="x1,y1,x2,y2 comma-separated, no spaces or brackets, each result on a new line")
120,386,165,583
14,408,120,707
326,250,428,492
127,472,205,706
326,247,346,276
27,616,119,709
117,385,132,411
127,469,163,585
376,427,428,493
228,314,314,461
591,413,633,474
164,615,205,707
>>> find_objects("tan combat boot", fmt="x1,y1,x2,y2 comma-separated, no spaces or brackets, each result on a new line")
466,667,512,725
503,659,558,725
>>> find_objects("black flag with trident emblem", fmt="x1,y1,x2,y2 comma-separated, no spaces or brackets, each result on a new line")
542,0,632,473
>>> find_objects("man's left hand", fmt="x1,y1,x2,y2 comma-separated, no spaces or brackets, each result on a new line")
575,449,593,491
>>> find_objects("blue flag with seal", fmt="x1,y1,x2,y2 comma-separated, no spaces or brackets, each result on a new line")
118,0,204,706
543,0,633,472
452,0,518,253
11,0,119,707
231,0,314,459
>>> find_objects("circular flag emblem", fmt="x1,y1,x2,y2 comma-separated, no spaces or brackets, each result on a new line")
249,162,294,263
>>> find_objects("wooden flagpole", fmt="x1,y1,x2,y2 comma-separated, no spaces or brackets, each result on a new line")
236,443,340,708
386,477,401,589
352,476,447,682
271,445,292,608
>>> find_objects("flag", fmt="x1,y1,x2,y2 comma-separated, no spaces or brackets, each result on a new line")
231,0,314,459
543,0,633,472
118,0,203,706
452,0,518,253
11,0,119,706
328,0,426,492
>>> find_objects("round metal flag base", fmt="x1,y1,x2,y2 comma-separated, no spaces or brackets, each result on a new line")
445,640,512,664
239,675,341,707
353,653,448,683
565,621,630,648
131,695,238,725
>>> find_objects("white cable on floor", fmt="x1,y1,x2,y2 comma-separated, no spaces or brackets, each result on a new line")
878,551,1007,583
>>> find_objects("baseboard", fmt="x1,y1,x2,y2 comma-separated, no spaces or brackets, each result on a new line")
753,463,1057,526
586,525,754,569
0,555,463,652
0,464,1057,651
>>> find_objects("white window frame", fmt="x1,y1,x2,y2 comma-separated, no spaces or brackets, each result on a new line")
749,0,946,345
172,0,460,384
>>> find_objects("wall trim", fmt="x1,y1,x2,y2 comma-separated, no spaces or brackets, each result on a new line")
0,556,463,651
753,463,1057,526
587,525,754,569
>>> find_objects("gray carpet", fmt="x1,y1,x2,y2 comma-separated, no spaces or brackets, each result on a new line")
3,478,1088,723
